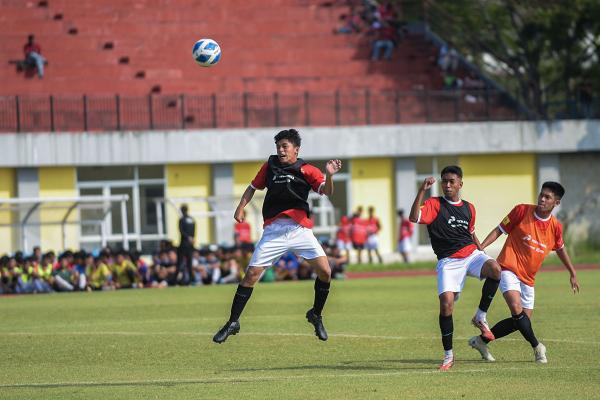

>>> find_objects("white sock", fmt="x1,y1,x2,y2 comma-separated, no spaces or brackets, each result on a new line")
444,349,453,359
475,308,487,322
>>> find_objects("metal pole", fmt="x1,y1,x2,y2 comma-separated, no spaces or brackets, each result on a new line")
100,221,107,248
304,91,310,126
49,95,54,132
395,90,401,123
365,89,371,125
120,199,129,250
83,95,88,131
148,94,154,129
243,92,249,127
15,95,21,133
115,94,121,130
274,92,280,127
156,200,164,237
180,94,185,129
335,90,340,126
212,93,217,128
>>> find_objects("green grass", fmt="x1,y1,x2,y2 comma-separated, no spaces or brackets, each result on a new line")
1,270,599,399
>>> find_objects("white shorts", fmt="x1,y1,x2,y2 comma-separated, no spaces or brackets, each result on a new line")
336,239,353,251
436,249,491,295
248,219,326,267
500,269,535,309
397,237,412,253
366,235,378,250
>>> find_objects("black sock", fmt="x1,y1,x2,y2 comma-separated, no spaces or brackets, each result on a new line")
478,278,500,312
313,278,330,316
439,314,453,351
228,285,253,322
484,317,516,343
512,311,539,348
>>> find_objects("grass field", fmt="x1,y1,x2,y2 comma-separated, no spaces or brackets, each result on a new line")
1,270,599,399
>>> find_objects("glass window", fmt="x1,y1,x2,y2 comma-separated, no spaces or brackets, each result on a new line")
139,184,165,234
110,187,134,234
139,165,164,180
79,187,104,236
78,166,134,181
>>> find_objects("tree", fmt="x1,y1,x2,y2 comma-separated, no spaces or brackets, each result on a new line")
424,0,600,118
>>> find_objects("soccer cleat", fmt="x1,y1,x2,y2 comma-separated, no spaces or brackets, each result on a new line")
472,316,495,342
212,320,240,344
534,343,547,364
305,308,328,341
468,336,496,362
438,355,454,371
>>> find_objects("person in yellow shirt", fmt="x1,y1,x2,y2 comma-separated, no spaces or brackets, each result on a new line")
112,251,141,289
85,253,114,291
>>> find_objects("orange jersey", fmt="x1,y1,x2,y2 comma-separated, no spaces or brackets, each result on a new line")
497,204,564,286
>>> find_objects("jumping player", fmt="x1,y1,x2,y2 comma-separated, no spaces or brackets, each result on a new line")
212,129,342,343
468,182,579,363
409,165,502,371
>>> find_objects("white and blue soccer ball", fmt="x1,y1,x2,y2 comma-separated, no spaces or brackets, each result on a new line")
192,38,221,67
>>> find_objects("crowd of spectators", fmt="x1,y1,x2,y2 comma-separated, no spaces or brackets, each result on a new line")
0,239,348,296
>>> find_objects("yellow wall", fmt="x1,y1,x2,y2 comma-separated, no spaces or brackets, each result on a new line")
0,168,16,253
459,154,536,249
166,164,212,246
351,158,394,253
38,167,77,251
233,161,264,242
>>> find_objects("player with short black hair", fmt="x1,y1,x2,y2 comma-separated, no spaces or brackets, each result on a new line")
213,128,342,344
409,165,502,371
468,182,579,364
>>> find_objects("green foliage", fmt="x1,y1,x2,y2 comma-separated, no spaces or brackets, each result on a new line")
425,0,600,117
1,272,599,399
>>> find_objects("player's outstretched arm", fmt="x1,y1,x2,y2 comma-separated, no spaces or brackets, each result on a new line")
480,227,503,250
555,247,580,293
322,159,342,197
234,185,256,222
409,177,435,223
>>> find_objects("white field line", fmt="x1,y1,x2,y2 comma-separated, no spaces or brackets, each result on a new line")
0,366,597,389
1,331,599,345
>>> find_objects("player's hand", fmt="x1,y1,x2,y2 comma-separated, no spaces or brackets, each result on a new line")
234,207,245,223
421,177,436,191
570,275,580,294
326,159,342,176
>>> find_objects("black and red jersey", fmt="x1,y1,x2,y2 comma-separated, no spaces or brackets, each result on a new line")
418,196,477,260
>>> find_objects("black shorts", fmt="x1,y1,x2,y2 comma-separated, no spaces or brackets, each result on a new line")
352,242,365,250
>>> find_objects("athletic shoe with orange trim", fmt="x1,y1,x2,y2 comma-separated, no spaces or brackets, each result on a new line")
472,317,495,342
438,355,454,371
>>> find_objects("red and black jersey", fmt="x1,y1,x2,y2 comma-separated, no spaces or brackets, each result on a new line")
251,155,325,228
419,196,477,260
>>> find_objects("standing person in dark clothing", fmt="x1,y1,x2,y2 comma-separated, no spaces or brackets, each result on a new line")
177,204,196,285
409,165,502,371
212,128,342,344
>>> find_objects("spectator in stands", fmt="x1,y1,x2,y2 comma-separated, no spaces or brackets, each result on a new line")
52,256,75,292
275,252,300,281
334,9,362,34
112,250,140,289
73,251,87,291
32,246,42,264
219,250,241,284
177,204,196,285
327,244,348,279
370,21,396,61
397,209,414,263
85,253,113,291
23,35,46,79
234,210,253,246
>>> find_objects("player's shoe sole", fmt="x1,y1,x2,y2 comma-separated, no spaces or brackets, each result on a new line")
534,342,547,364
306,309,328,341
438,357,454,371
472,317,495,342
212,320,240,344
468,335,496,362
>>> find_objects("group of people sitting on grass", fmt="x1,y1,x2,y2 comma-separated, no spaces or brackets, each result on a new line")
0,239,348,295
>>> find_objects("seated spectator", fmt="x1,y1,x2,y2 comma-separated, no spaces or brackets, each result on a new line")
73,251,87,291
219,250,240,284
327,245,349,279
32,253,54,293
275,252,299,281
85,253,114,291
334,9,362,34
23,34,46,79
112,251,140,289
52,256,75,292
370,21,397,61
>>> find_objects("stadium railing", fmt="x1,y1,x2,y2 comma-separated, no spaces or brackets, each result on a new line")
0,89,525,133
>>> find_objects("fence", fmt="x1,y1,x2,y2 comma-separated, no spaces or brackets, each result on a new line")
0,90,522,133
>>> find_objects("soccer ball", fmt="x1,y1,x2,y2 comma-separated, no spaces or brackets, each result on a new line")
192,38,221,67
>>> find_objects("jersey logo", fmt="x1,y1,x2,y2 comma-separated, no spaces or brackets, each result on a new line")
273,174,296,184
522,234,547,254
502,216,510,226
447,215,469,229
